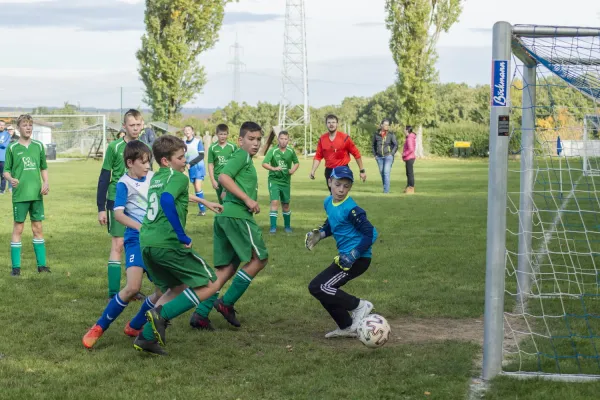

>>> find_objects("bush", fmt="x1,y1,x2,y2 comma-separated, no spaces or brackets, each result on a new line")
427,122,489,157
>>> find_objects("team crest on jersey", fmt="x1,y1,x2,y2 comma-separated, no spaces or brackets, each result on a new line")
23,156,37,170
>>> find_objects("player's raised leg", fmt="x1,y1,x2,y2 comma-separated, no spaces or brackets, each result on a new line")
308,260,371,338
83,265,146,349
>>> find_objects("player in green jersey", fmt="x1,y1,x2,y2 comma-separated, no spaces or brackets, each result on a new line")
3,114,50,276
133,135,223,355
97,109,145,299
262,130,299,234
207,124,237,204
188,121,269,330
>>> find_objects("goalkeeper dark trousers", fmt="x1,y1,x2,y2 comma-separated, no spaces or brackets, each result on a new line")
308,257,371,329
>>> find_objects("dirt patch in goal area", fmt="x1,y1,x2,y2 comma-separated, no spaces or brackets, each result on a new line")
388,317,484,345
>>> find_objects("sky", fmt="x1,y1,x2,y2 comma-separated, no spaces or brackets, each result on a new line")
0,0,599,110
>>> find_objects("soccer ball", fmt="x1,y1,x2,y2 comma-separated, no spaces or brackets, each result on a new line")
357,314,391,348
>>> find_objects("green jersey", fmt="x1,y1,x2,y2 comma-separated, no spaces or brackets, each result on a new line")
218,148,258,220
207,142,237,177
263,146,299,186
140,167,190,249
4,140,48,202
101,138,128,201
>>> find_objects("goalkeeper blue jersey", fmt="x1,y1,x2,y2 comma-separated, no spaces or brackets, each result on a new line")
324,195,378,258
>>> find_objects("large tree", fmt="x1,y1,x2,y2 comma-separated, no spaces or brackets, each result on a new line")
385,0,462,157
137,0,231,122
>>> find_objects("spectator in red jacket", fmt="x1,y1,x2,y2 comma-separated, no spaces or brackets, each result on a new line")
309,114,366,191
402,125,417,194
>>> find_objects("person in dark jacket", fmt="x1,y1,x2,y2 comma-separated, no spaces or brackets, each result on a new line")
372,119,398,194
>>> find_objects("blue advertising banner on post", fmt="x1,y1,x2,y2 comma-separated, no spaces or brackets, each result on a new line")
491,60,509,107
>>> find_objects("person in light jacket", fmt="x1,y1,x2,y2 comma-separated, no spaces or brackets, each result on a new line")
402,125,416,194
372,119,398,194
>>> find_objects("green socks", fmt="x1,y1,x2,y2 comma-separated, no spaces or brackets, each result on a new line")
142,288,200,340
107,260,121,297
33,239,47,267
161,288,200,320
222,269,253,306
10,242,21,269
195,292,219,318
269,211,277,230
283,211,291,229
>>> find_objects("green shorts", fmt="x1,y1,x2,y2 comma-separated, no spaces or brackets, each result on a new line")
107,208,125,237
142,247,216,293
13,200,45,223
268,181,291,204
213,216,269,268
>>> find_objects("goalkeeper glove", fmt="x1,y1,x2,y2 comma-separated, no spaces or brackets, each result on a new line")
334,249,360,271
305,229,322,251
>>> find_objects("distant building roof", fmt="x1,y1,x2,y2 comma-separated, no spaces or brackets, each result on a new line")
149,121,181,134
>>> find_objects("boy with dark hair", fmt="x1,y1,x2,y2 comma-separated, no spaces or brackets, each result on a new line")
189,121,268,330
207,124,236,204
183,125,207,216
133,135,223,355
3,114,50,276
262,130,299,233
97,109,145,299
83,141,164,348
305,166,378,338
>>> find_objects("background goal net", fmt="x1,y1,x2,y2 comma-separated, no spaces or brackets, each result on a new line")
0,114,107,159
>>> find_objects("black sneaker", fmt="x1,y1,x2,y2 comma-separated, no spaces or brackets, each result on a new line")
10,268,20,277
197,211,206,217
133,334,167,356
189,312,215,331
37,266,51,273
146,305,170,346
213,298,241,327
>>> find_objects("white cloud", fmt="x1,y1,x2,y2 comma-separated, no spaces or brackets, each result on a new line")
1,0,598,109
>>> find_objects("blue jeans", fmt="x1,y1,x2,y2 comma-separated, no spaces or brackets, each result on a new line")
376,155,394,193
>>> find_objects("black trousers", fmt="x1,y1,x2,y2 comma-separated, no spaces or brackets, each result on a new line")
324,164,348,193
0,161,5,192
405,158,415,187
308,258,371,329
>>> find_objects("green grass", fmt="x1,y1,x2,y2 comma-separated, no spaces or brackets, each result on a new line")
0,157,597,399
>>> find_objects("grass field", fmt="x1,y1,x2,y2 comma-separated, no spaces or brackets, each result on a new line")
1,156,600,399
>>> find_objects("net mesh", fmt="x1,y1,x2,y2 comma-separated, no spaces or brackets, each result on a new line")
27,115,105,158
504,26,600,376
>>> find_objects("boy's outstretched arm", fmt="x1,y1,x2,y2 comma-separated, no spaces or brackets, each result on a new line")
305,219,332,251
218,174,260,214
189,194,223,214
160,192,192,247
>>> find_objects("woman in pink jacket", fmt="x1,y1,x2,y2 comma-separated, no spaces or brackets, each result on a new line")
402,125,416,194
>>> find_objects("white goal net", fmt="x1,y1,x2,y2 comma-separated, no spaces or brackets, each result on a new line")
485,22,600,381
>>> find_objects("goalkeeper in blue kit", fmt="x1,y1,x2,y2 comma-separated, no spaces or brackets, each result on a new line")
305,166,378,338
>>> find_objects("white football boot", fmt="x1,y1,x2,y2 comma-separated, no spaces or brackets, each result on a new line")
325,326,358,339
350,300,374,331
